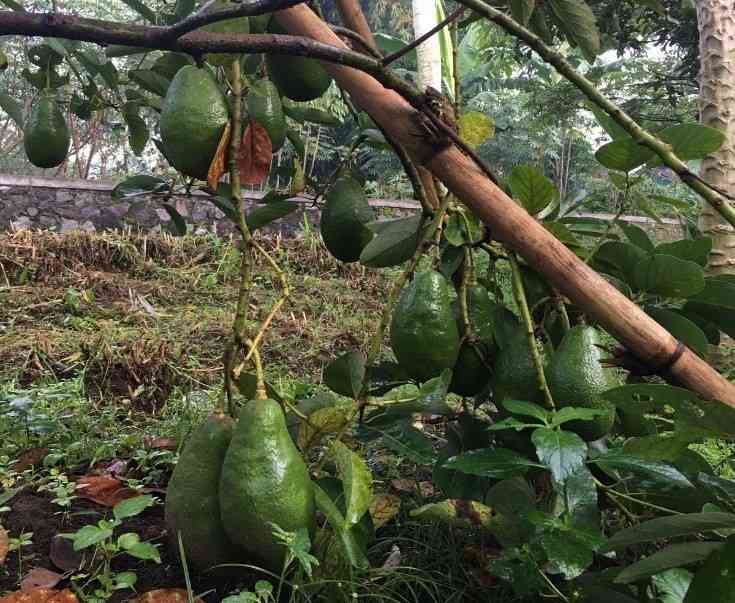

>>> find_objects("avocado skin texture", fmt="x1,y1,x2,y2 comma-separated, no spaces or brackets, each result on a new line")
450,285,497,397
390,271,461,383
247,79,286,151
547,325,619,441
683,539,735,602
266,20,333,101
24,94,70,169
219,399,315,572
320,177,375,263
165,413,238,572
159,65,229,180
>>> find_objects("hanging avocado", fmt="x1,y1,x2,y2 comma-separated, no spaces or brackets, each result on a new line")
219,399,316,572
320,176,375,263
24,93,70,169
390,271,461,383
159,65,230,180
265,20,333,102
546,325,619,441
247,79,286,151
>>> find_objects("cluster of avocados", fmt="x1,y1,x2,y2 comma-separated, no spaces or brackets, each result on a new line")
165,398,315,573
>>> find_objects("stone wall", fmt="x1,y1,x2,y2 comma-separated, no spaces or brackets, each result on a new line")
0,175,686,241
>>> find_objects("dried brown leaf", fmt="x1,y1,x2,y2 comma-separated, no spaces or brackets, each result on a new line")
21,568,63,592
14,448,49,473
369,493,401,529
207,121,231,191
238,121,272,185
0,525,8,566
0,588,78,603
134,589,204,603
390,479,416,493
75,475,138,507
49,536,82,573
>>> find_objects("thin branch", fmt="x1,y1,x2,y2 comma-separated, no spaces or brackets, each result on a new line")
334,0,378,53
381,7,465,67
331,24,382,59
455,0,735,228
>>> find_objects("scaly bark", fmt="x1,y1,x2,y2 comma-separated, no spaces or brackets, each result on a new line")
697,0,735,274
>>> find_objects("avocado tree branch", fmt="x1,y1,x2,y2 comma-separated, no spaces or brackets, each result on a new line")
334,0,378,53
453,0,735,228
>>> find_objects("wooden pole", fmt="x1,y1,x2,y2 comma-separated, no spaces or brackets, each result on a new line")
273,5,735,407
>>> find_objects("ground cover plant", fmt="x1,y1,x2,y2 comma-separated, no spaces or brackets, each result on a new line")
2,1,735,602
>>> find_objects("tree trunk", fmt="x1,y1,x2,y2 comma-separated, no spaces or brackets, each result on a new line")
412,0,443,90
697,0,735,274
274,5,735,406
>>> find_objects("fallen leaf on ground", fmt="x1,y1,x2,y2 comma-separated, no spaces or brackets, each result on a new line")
390,479,416,493
369,493,401,529
418,481,435,498
0,525,8,566
381,544,401,569
50,536,82,572
75,475,138,507
134,589,204,603
239,121,272,185
143,436,177,450
21,568,63,592
14,448,49,472
207,121,231,191
0,588,78,603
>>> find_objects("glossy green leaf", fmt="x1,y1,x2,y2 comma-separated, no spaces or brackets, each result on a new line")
547,0,600,61
684,540,735,602
620,223,655,253
540,527,596,579
0,0,25,10
592,450,693,492
588,102,629,141
0,92,24,131
532,428,587,483
687,278,735,310
324,351,366,399
635,254,705,298
332,441,373,527
510,0,536,24
622,433,693,462
656,124,726,163
647,307,708,358
313,483,369,569
126,541,161,562
509,164,557,215
593,241,648,284
604,512,735,551
113,495,156,521
616,544,721,584
595,138,654,172
551,406,611,428
161,203,187,236
122,102,148,156
360,215,422,268
246,200,299,231
653,569,693,603
415,369,453,414
656,239,712,267
444,448,543,479
112,175,168,199
559,465,600,531
128,69,170,97
67,524,114,551
282,99,341,127
502,399,549,423
375,423,435,465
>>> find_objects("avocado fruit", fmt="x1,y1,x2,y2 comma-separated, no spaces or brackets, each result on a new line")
159,65,230,180
247,78,286,151
165,413,238,572
202,0,250,66
320,176,375,263
266,20,333,102
546,325,619,441
24,93,70,168
450,284,497,397
219,399,316,572
390,271,461,383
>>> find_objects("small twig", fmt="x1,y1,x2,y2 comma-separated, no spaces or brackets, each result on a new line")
330,24,382,59
381,7,465,67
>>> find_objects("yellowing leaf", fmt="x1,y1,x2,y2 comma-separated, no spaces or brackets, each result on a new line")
0,525,8,566
290,157,305,194
297,405,355,451
458,112,495,148
369,494,401,529
207,120,231,192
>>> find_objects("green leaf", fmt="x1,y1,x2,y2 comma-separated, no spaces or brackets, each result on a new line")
381,423,436,464
117,532,140,549
374,33,417,65
112,175,168,199
246,201,300,231
68,524,114,551
540,527,597,579
656,124,726,163
114,571,138,589
510,0,536,24
458,111,495,148
653,569,693,603
444,210,484,247
162,203,187,236
593,241,648,284
558,465,599,530
113,495,155,521
331,441,373,527
687,278,735,309
444,448,543,479
604,512,735,551
622,433,693,462
588,102,629,141
635,254,705,298
615,543,721,584
0,0,25,10
122,103,149,156
488,417,539,432
620,223,655,253
547,0,600,61
410,499,494,529
126,542,161,562
509,164,557,215
592,450,693,492
282,100,341,127
684,540,735,602
646,307,708,358
119,0,157,23
313,483,369,569
324,351,366,399
502,399,549,423
128,69,170,97
595,138,655,172
551,407,610,428
532,428,587,484
656,239,712,267
360,215,422,268
0,92,24,131
415,369,453,414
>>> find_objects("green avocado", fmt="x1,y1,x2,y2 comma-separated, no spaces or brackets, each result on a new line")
450,285,497,397
164,413,238,572
24,93,70,169
202,0,250,66
547,325,619,441
219,399,316,572
390,271,461,383
492,327,544,406
266,20,333,102
159,65,230,180
247,78,286,151
320,176,375,263
683,540,735,603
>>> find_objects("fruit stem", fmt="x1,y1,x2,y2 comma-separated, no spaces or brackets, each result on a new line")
245,338,267,400
509,252,555,410
553,289,571,332
459,247,474,343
